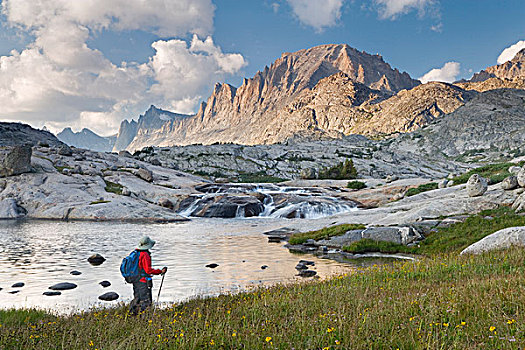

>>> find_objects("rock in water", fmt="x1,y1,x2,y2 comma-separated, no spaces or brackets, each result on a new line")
295,263,307,270
461,226,525,255
466,174,487,197
0,198,26,219
501,176,518,191
70,270,82,276
43,291,61,296
88,254,106,265
8,290,20,294
11,282,24,288
261,265,268,270
49,282,77,291
299,260,315,266
206,263,219,269
98,292,119,301
137,168,153,182
518,167,525,187
298,270,317,277
0,145,32,177
99,281,111,288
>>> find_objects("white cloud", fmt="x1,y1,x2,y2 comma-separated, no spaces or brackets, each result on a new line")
419,62,460,84
0,0,246,135
286,0,344,31
497,40,525,64
375,0,436,19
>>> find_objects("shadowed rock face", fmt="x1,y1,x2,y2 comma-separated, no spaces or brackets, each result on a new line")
0,122,63,147
57,127,116,152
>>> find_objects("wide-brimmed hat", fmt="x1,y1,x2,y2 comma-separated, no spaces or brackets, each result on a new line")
137,236,156,250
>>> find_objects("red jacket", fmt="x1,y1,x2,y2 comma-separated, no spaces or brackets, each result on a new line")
137,250,162,283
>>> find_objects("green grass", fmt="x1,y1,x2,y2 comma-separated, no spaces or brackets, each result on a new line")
343,207,525,256
4,248,525,349
405,182,438,197
54,165,72,173
89,200,111,205
235,173,288,183
288,224,366,245
343,239,416,254
104,180,123,195
346,181,367,190
452,162,518,185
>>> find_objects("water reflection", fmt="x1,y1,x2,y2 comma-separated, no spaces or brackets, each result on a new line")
1,218,357,313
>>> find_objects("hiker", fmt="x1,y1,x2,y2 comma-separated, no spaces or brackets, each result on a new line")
129,236,167,315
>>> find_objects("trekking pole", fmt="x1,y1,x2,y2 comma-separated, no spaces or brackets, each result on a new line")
153,272,166,314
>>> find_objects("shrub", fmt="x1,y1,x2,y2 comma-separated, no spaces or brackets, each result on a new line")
318,159,357,180
347,181,367,190
104,180,123,195
405,182,438,197
452,162,519,185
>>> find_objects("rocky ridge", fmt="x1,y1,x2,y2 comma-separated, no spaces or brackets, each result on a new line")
57,128,116,153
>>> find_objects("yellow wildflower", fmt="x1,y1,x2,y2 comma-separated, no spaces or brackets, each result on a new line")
489,326,496,332
265,336,272,342
443,323,449,327
232,332,237,337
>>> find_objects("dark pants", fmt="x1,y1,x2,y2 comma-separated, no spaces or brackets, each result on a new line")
129,280,152,315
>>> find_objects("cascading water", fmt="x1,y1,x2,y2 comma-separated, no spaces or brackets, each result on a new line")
178,184,358,219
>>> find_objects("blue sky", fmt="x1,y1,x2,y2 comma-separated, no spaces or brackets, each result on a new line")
0,0,523,135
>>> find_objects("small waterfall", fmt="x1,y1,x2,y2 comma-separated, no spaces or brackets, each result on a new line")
179,185,358,219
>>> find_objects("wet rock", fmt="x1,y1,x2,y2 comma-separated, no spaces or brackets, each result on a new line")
57,145,73,156
467,174,487,197
206,263,219,269
99,281,111,288
49,282,77,291
137,168,153,182
295,263,307,270
0,198,27,219
180,194,264,218
298,270,317,277
501,176,518,191
98,292,119,301
267,235,285,243
43,291,61,296
261,265,268,270
299,260,315,266
88,254,106,265
8,290,20,294
70,270,82,276
158,198,174,209
11,282,24,288
0,145,32,177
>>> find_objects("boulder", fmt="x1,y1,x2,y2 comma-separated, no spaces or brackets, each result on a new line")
11,282,24,288
70,270,82,276
0,145,32,177
385,175,399,183
361,226,422,245
99,281,111,288
298,270,317,277
43,291,61,296
509,166,521,175
121,187,131,196
466,174,487,197
512,193,525,212
150,159,161,166
261,265,268,270
438,179,449,189
49,282,77,291
137,168,153,182
98,292,119,301
300,168,318,180
158,198,174,210
299,260,315,266
0,198,27,219
461,226,525,255
501,176,518,191
71,165,83,174
518,167,525,187
87,254,106,265
57,145,72,156
295,263,307,270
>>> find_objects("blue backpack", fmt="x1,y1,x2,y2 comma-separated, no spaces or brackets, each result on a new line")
120,250,141,283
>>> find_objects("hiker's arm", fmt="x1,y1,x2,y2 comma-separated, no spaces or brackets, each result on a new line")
140,253,162,275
